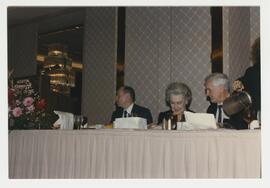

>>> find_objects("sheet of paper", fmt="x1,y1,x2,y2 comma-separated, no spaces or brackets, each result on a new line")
183,111,217,130
53,110,74,130
113,117,147,129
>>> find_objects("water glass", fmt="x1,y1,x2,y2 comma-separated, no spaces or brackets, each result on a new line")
257,110,261,126
74,115,84,129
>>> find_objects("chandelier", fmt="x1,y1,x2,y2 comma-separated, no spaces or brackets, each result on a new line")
43,43,75,95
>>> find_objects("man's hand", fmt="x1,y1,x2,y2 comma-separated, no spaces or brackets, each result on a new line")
232,80,244,92
147,123,156,129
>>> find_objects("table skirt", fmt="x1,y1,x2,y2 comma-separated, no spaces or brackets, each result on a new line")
8,129,261,178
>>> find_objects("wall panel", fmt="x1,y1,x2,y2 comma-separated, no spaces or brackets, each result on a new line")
81,7,117,124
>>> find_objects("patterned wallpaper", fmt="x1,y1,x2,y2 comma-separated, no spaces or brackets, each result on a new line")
81,7,117,124
223,7,230,77
125,7,211,122
8,23,38,78
171,7,211,113
223,7,259,84
125,7,164,124
156,8,172,112
250,7,260,50
229,7,251,82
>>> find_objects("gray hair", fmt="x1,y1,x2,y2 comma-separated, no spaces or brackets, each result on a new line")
204,73,230,92
165,82,192,107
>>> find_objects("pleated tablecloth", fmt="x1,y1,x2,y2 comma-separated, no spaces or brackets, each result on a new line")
8,129,261,178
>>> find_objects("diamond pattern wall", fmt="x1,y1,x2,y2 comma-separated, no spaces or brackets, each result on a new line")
223,7,256,84
228,7,251,82
250,7,260,48
125,7,163,124
81,7,117,124
171,7,211,113
156,8,172,112
223,7,230,77
125,7,211,122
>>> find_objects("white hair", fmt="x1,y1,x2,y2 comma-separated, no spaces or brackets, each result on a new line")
165,82,192,107
204,73,230,92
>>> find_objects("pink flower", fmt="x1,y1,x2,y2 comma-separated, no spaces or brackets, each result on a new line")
12,107,22,117
23,97,34,107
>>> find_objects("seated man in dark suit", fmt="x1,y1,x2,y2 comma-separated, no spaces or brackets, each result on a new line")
110,86,153,125
204,73,248,129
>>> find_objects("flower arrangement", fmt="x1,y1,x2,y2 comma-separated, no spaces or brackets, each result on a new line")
8,79,46,129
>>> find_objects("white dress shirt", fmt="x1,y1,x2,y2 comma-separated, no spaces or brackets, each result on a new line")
215,102,229,123
122,103,134,118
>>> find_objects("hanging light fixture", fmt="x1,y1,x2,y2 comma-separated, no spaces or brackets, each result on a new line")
43,43,75,95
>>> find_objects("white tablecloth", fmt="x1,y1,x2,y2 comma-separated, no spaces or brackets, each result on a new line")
8,129,261,178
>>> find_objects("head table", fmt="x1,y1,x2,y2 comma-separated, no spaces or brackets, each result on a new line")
9,128,261,178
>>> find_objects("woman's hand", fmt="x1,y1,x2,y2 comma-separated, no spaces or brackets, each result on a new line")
172,113,182,122
232,80,244,91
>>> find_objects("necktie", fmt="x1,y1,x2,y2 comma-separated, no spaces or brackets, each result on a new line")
217,105,222,123
123,110,128,118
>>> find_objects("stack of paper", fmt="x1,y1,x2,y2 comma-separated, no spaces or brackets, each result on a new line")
181,111,217,130
113,117,147,129
249,120,260,129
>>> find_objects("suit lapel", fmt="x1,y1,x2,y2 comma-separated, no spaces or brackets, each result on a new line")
131,104,136,113
208,103,217,117
117,107,124,118
131,104,139,117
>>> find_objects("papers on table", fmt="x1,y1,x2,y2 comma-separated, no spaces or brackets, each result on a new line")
249,120,260,129
113,117,147,129
177,111,217,130
53,111,74,129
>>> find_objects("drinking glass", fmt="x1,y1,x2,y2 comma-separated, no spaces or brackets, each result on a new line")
74,115,83,129
78,115,84,129
257,110,261,126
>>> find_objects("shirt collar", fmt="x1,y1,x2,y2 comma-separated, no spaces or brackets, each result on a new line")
125,103,134,115
217,102,223,106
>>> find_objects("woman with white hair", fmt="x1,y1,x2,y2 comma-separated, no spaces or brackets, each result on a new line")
157,82,193,129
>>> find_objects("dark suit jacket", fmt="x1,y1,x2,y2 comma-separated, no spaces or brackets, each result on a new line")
110,104,153,124
206,103,248,130
239,63,261,112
